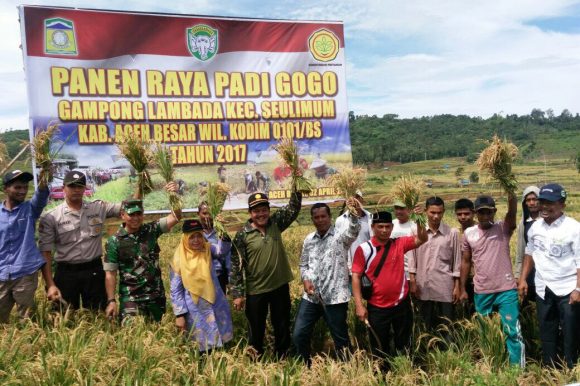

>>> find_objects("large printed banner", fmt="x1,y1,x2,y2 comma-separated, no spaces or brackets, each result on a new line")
19,6,352,211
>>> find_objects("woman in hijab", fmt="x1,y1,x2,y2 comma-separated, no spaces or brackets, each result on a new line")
170,219,233,352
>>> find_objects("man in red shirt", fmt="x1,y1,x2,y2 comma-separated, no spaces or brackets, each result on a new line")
352,210,427,364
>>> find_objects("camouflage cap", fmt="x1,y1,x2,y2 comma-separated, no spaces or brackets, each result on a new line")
122,199,144,214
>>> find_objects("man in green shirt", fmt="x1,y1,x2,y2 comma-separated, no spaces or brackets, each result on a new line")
230,190,302,358
103,191,181,323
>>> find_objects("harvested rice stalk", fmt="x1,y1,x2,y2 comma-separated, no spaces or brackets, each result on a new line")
199,182,231,237
475,135,518,195
388,174,427,228
152,142,182,213
116,135,153,198
0,142,8,172
272,137,314,193
30,122,62,185
326,167,367,214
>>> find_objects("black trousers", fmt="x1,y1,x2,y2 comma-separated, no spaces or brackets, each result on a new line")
536,287,579,368
417,299,454,334
245,283,291,358
367,297,413,359
54,260,107,310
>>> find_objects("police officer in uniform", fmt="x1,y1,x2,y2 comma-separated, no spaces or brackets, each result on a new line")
39,171,122,310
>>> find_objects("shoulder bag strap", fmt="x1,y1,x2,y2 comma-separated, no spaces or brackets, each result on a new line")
372,239,392,278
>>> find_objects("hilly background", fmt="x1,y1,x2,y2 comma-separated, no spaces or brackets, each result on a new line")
1,108,579,171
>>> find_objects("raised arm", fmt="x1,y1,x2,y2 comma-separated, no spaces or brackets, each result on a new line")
504,191,518,233
271,190,302,232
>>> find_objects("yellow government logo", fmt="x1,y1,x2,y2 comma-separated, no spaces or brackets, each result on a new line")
45,17,78,55
308,29,340,62
255,194,262,199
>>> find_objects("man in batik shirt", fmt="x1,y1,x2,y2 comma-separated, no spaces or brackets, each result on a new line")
293,201,360,364
104,194,180,322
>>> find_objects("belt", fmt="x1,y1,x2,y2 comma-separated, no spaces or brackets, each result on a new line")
56,257,102,272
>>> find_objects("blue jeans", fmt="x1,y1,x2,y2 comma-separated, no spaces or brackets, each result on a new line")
536,287,579,368
292,298,350,363
474,289,525,367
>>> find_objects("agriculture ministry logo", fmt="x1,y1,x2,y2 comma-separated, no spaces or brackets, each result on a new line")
44,18,78,55
308,29,340,62
187,24,218,61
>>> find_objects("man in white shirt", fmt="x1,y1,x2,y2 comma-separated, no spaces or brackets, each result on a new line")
518,183,580,368
392,200,417,280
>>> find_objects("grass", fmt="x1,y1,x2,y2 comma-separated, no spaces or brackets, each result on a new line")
1,156,579,384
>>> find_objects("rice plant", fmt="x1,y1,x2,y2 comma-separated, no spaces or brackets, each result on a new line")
475,135,519,195
386,174,427,227
152,142,183,213
116,135,153,198
325,167,367,215
272,137,314,193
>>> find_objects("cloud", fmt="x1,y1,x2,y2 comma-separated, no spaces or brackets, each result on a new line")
1,0,580,131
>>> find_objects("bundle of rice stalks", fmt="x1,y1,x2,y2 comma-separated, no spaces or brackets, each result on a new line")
326,167,367,214
388,174,427,228
0,142,8,172
30,122,61,185
116,136,153,198
152,143,182,213
272,137,314,193
475,135,518,194
199,182,231,237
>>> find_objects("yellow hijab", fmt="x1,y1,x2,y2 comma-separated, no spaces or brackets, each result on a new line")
171,232,215,304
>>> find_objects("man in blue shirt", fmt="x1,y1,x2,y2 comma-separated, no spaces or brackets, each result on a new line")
0,169,60,322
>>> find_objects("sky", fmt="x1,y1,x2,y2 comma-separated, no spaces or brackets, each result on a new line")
1,0,580,131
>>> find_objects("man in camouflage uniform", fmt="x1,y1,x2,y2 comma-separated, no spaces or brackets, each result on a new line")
103,196,181,322
230,189,302,358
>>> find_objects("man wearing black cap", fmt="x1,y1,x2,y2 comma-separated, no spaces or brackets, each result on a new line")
103,193,181,322
460,192,524,367
519,183,580,368
0,169,59,322
39,170,123,310
351,209,427,364
230,189,302,358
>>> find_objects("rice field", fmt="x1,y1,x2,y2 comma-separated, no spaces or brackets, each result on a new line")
1,156,579,384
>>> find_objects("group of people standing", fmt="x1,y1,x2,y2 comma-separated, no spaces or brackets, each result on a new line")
1,167,578,369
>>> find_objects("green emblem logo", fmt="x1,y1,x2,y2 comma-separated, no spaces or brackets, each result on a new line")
308,29,340,62
44,17,78,56
186,24,218,61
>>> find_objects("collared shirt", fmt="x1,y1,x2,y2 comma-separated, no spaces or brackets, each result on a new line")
0,187,49,281
462,221,516,294
392,219,417,279
230,191,301,298
335,209,372,270
203,228,232,274
408,222,461,303
525,214,580,299
39,200,121,263
103,218,169,303
352,236,417,308
300,217,360,305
